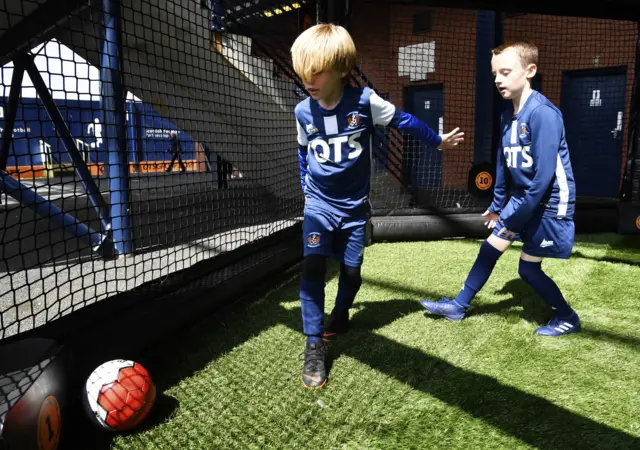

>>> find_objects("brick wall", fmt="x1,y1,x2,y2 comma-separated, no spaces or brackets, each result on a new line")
350,2,638,193
504,14,637,190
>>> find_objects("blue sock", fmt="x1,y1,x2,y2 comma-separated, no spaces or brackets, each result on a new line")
300,277,325,343
518,260,574,318
335,273,361,312
455,240,503,308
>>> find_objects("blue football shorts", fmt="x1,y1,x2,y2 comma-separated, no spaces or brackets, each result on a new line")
302,201,368,267
492,201,574,259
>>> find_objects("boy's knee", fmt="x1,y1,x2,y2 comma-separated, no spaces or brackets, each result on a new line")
340,264,362,289
486,233,513,252
303,255,326,282
518,258,542,283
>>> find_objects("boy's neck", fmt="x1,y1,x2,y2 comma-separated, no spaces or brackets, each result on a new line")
512,85,533,114
318,84,345,110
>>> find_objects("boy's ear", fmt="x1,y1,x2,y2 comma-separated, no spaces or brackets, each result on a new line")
526,63,537,79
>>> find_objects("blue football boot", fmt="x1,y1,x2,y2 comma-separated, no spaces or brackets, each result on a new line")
420,297,467,321
535,312,581,336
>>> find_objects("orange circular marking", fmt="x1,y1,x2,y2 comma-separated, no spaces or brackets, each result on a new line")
37,395,61,450
475,171,493,191
635,215,640,229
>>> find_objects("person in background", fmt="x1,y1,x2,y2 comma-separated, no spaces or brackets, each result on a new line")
166,130,187,173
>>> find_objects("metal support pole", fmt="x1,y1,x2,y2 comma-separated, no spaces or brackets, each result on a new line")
0,58,25,170
23,56,113,237
343,0,350,30
326,0,345,25
102,0,133,254
491,12,505,168
125,99,137,171
474,11,499,165
0,171,112,254
211,0,226,32
621,21,640,202
316,0,324,24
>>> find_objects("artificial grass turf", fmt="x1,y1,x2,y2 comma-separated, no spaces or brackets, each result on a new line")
102,233,640,449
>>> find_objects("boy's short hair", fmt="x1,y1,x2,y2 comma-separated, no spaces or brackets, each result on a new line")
492,39,538,68
291,23,356,82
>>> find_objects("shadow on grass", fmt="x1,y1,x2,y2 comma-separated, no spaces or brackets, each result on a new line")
362,275,549,323
571,234,640,267
107,269,639,449
570,250,640,268
574,233,640,250
368,275,640,351
285,299,640,450
493,279,640,350
64,393,180,449
492,279,552,324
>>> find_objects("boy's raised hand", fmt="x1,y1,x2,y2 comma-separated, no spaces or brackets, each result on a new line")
438,127,464,150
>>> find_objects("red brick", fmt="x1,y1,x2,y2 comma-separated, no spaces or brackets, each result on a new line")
351,4,638,192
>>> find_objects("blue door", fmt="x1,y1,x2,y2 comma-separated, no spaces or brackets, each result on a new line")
405,85,443,187
561,69,626,198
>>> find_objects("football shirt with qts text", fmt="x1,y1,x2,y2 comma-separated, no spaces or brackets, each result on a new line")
489,90,576,232
295,85,442,215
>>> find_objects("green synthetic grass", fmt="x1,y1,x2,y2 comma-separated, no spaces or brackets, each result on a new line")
107,233,640,449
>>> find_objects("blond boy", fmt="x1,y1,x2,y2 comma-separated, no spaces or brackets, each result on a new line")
291,23,464,389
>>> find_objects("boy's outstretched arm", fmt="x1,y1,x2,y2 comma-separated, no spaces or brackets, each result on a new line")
296,119,309,193
501,106,562,232
369,90,464,150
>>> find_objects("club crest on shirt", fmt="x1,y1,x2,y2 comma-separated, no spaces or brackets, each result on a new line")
519,122,529,139
307,232,321,248
306,123,319,135
346,111,362,129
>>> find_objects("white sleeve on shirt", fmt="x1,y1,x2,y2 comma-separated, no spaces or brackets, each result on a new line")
296,119,308,145
370,90,396,126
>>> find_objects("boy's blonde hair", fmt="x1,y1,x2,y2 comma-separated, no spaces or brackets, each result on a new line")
492,39,538,68
291,23,356,82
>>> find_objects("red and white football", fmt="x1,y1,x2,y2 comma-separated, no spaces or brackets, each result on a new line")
82,359,156,432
